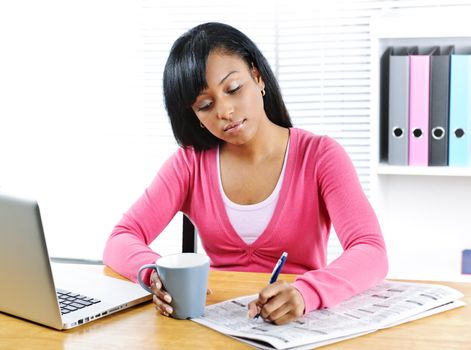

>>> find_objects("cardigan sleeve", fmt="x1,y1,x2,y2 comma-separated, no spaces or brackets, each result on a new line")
292,137,388,313
103,148,193,284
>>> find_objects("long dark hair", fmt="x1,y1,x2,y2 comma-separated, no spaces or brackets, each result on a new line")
163,22,292,150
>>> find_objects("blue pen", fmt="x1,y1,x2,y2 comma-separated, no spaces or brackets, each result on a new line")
255,252,288,319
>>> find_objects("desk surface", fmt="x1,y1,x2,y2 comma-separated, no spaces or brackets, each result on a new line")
0,265,470,350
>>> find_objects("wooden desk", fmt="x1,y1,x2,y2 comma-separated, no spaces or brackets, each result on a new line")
0,266,470,350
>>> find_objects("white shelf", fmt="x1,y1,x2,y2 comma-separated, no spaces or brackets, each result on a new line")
370,7,471,282
370,7,471,39
377,164,471,176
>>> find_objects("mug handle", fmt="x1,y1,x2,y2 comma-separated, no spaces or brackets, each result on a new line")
137,264,157,294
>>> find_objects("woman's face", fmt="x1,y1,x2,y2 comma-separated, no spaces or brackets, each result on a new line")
191,51,266,146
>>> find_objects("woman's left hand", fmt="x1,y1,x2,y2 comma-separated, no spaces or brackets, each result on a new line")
247,280,305,325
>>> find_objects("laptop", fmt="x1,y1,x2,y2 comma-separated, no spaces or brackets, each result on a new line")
0,194,152,329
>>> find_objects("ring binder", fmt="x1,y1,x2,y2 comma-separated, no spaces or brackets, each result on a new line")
409,47,438,166
449,52,471,166
388,47,417,165
429,46,454,166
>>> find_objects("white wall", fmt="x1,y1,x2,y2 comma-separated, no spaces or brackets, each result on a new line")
1,1,470,282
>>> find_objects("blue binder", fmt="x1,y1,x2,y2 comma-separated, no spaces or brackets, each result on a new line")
463,250,471,274
449,54,471,167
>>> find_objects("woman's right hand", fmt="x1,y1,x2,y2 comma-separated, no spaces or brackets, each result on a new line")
150,270,173,317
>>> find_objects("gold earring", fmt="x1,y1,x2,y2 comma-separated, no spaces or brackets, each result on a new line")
200,121,205,129
261,88,266,97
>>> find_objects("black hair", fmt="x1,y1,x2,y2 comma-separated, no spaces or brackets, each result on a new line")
163,22,292,150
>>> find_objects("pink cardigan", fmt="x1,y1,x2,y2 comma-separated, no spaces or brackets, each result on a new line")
103,128,388,313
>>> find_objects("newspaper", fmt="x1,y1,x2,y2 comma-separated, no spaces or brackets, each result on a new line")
192,281,465,349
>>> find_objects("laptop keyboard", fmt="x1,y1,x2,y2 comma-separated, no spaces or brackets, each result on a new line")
56,288,101,315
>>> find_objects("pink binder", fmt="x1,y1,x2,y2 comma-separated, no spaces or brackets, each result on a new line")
408,48,436,166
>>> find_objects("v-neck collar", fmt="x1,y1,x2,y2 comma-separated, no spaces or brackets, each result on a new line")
209,128,298,248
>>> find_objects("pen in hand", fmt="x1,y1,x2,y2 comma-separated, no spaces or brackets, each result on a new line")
255,252,288,319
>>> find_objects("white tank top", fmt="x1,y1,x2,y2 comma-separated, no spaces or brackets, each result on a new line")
217,143,289,244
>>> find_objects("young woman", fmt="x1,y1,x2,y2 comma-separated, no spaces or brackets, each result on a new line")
103,22,388,325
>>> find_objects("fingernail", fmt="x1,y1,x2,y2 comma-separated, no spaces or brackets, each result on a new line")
164,294,172,303
166,305,173,314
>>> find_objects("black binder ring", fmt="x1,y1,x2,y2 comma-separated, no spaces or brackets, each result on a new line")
432,127,445,140
412,128,423,138
454,128,465,139
392,126,404,138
